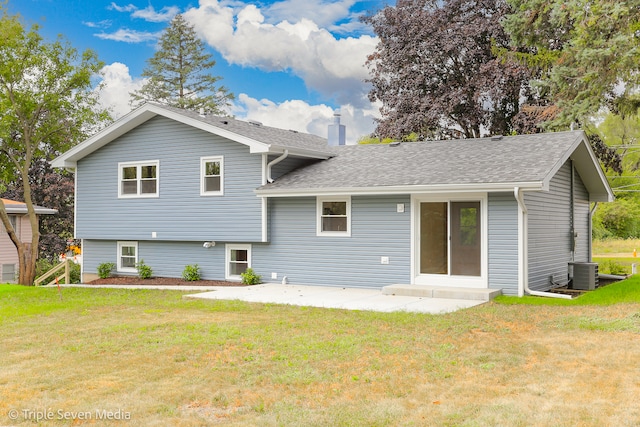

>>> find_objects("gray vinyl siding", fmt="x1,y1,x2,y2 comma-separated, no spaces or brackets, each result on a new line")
573,170,590,262
82,195,412,285
525,161,588,291
252,195,412,288
83,239,227,280
487,193,519,295
75,116,263,242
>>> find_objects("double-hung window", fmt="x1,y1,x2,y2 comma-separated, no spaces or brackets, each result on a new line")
200,156,223,196
317,196,351,236
119,161,159,197
226,244,251,280
117,241,138,273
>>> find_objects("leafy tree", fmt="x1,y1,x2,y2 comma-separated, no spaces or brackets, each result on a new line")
501,0,640,128
131,14,234,114
0,10,109,285
363,0,531,140
1,156,76,261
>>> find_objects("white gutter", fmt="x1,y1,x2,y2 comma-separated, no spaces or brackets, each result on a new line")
266,150,289,183
589,202,598,262
514,187,572,299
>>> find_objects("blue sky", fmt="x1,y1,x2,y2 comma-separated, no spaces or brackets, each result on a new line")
9,0,387,143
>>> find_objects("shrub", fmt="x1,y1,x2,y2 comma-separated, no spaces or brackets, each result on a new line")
599,259,629,276
182,264,201,281
240,268,261,285
136,260,153,279
97,262,116,279
68,262,81,284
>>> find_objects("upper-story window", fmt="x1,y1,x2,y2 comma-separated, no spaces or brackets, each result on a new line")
317,196,351,237
119,161,159,198
201,156,224,196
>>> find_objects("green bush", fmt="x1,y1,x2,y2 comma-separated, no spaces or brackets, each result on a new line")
240,268,261,285
182,264,201,281
136,260,153,279
599,259,629,276
97,262,116,279
35,258,81,284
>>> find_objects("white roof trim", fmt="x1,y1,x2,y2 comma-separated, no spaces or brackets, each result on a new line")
51,103,273,168
255,181,545,197
541,131,613,202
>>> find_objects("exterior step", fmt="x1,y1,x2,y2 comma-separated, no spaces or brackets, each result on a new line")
382,284,502,301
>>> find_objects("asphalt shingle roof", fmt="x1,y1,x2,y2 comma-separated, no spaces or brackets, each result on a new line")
259,131,585,191
156,104,332,154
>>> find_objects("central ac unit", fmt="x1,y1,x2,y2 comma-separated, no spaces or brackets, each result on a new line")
569,262,598,290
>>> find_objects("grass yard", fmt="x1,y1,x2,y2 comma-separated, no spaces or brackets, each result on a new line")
592,238,640,275
2,281,640,426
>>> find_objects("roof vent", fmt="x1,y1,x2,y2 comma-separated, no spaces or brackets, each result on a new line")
389,141,401,147
221,120,228,125
199,107,205,117
491,135,504,141
248,120,263,127
288,129,298,133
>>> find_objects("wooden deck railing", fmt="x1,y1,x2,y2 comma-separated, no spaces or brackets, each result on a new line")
34,259,71,286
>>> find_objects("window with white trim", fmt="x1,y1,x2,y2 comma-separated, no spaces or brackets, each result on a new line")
226,244,251,280
317,196,351,236
119,161,159,197
201,156,223,195
117,241,138,273
2,264,16,283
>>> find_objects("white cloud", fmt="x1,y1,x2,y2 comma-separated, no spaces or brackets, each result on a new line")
131,5,180,22
233,93,378,144
183,0,377,108
83,20,112,29
95,62,146,118
94,28,160,43
108,2,137,13
92,65,378,143
108,2,179,22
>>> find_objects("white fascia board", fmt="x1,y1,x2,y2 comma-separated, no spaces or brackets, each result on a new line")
255,181,544,198
51,103,272,168
267,145,333,159
541,132,614,202
51,108,158,168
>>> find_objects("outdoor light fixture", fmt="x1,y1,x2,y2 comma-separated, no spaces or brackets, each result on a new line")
203,241,216,248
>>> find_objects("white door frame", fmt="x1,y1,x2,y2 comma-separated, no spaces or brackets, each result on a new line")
410,193,488,288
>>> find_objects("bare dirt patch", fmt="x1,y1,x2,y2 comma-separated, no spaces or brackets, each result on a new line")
87,276,246,287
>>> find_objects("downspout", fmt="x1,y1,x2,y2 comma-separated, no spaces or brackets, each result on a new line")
588,202,598,262
514,187,572,299
266,150,289,183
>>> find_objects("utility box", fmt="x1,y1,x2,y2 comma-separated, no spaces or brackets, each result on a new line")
569,262,598,290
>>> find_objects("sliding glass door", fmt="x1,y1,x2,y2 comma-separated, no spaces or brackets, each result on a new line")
419,201,481,278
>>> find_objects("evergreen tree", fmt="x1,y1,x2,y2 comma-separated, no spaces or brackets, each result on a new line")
501,0,640,128
131,14,234,114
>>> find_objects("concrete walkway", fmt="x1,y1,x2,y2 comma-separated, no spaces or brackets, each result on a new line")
57,283,487,314
183,283,486,314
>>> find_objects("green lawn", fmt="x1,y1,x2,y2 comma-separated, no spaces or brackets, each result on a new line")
1,282,640,426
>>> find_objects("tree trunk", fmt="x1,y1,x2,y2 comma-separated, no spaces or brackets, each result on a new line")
18,242,37,286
